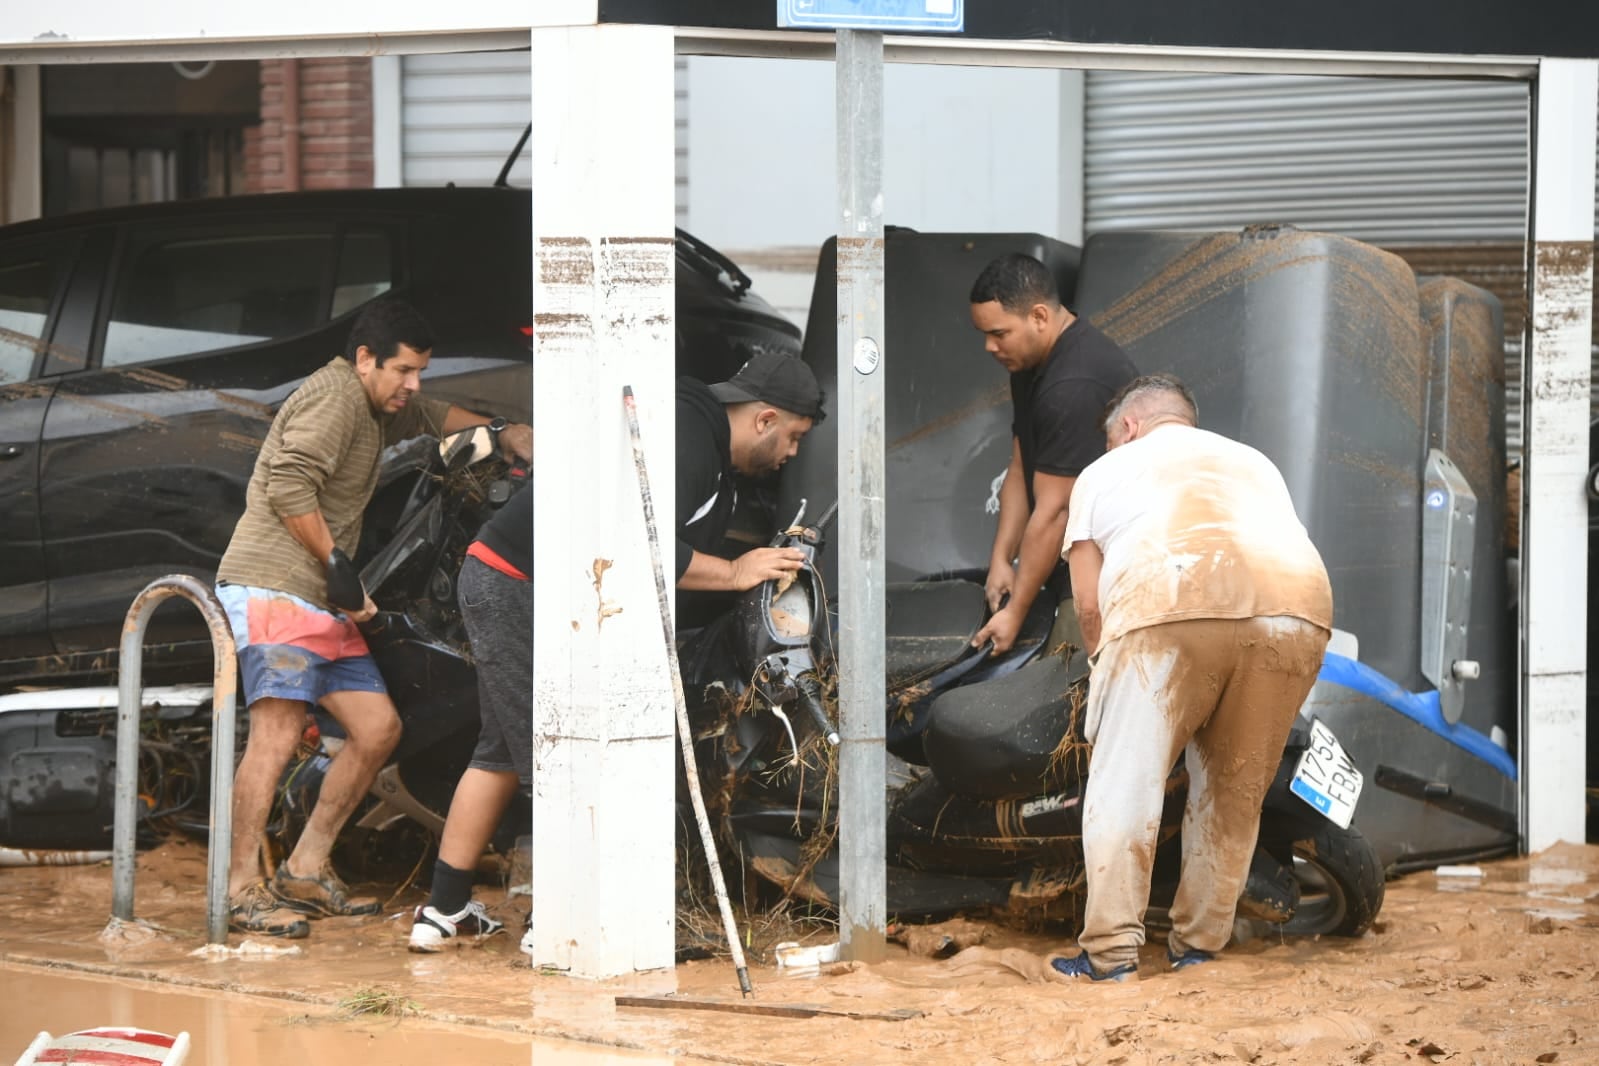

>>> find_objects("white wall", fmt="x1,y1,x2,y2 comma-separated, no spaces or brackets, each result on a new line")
684,57,1072,252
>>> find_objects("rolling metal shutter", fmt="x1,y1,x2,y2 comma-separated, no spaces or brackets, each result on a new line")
1084,72,1530,243
399,51,534,187
1085,71,1599,458
398,52,689,225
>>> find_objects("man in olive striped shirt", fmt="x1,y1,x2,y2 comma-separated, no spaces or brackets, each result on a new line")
216,298,531,938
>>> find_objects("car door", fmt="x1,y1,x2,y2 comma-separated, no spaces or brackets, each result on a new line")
38,212,401,658
0,232,85,662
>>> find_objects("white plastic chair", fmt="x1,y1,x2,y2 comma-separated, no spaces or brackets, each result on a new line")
14,1027,191,1065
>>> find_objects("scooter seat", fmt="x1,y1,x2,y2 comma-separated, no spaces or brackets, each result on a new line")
884,580,988,688
921,646,1093,800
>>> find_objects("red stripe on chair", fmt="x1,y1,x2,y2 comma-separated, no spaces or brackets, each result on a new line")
64,1030,176,1048
36,1027,179,1066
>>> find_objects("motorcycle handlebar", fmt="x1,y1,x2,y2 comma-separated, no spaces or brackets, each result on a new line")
796,674,840,747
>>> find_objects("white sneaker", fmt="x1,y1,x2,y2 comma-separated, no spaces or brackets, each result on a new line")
408,900,505,953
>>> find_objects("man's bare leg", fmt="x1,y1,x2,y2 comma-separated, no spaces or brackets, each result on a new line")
280,688,401,878
228,697,309,899
437,768,520,873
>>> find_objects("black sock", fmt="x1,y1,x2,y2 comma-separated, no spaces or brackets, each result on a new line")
429,860,474,915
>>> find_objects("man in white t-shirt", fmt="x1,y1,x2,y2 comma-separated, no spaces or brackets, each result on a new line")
1048,374,1333,983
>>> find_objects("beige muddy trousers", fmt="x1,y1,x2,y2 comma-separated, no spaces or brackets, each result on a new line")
1077,616,1329,970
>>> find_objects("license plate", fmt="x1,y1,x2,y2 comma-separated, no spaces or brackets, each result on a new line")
1289,718,1364,829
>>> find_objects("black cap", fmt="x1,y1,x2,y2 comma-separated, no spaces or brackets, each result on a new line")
709,352,827,423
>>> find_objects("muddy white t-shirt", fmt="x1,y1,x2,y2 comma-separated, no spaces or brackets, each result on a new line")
1063,423,1333,647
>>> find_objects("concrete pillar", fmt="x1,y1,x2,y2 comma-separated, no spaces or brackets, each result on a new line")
370,55,402,188
1056,69,1086,248
3,64,41,223
528,22,679,978
1521,57,1597,853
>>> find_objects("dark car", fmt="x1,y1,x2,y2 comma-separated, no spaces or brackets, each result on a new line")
0,187,801,690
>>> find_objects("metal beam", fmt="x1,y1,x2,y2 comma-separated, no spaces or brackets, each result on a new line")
0,0,593,54
0,29,531,65
676,27,1539,80
0,22,1541,77
834,27,888,964
1520,57,1597,854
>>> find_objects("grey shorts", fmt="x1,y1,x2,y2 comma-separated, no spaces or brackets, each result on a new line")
458,554,533,782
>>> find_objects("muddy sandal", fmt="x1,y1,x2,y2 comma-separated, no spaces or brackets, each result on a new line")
229,881,310,938
270,865,381,918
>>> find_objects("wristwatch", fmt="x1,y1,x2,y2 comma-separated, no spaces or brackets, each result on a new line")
486,416,509,435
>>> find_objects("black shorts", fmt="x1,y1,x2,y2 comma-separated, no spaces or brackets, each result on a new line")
458,555,533,782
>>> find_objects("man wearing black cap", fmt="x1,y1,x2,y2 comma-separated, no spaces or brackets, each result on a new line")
406,351,822,956
675,351,825,595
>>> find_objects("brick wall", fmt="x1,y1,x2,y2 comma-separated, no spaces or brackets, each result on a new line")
243,58,373,193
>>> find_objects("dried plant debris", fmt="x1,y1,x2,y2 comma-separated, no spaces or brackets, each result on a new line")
1047,678,1093,786
336,987,421,1019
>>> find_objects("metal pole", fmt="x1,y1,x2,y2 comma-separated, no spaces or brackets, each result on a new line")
111,574,238,944
111,610,144,922
835,27,887,963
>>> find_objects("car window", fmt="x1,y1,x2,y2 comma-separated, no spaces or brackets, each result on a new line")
0,254,65,385
332,229,393,319
104,228,336,367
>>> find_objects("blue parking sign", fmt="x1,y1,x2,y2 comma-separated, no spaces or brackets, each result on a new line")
777,0,964,32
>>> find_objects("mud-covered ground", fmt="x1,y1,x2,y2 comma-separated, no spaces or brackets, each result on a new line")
2,837,1596,1065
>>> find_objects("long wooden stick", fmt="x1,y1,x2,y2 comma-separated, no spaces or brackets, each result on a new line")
616,996,921,1021
622,385,752,997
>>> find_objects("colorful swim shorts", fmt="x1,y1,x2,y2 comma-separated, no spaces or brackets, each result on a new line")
216,583,388,707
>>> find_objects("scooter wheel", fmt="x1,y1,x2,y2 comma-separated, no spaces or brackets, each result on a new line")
1258,813,1386,938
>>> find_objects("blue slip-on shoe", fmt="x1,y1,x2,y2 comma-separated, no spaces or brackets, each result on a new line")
1168,946,1214,971
1048,951,1138,983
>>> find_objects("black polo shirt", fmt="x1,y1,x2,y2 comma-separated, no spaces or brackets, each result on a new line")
674,376,736,581
1010,317,1137,505
474,478,533,576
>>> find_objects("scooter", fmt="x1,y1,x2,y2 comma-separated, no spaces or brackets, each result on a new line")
678,508,1386,938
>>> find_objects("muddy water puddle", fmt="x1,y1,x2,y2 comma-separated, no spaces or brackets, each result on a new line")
0,963,700,1065
3,840,1599,1065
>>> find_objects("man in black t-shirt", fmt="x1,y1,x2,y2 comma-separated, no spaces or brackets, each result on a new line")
409,479,532,953
674,351,826,600
969,253,1137,655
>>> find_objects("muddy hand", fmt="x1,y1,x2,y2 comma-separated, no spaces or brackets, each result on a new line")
349,594,379,625
984,563,1015,613
973,605,1021,657
497,422,534,464
730,547,806,591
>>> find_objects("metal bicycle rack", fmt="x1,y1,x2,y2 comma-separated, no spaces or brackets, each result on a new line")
110,575,238,945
